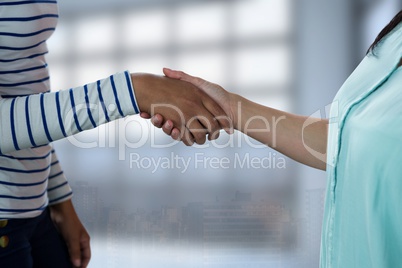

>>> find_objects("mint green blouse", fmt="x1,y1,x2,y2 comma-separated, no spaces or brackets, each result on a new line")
321,22,402,267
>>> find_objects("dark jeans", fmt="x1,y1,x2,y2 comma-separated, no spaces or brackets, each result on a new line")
0,208,71,268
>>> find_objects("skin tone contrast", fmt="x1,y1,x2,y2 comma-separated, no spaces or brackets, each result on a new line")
143,68,329,171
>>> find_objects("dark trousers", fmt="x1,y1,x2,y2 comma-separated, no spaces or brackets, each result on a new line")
0,208,71,268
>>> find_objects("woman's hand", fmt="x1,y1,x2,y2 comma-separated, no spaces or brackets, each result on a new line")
49,199,91,268
140,68,235,141
162,68,235,123
132,72,231,145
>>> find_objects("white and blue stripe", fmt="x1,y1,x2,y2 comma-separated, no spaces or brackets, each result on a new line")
0,1,139,219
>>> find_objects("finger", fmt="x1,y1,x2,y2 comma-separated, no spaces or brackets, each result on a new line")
215,114,234,134
181,128,195,146
162,120,174,135
162,68,184,80
163,68,205,88
208,128,220,141
202,96,233,134
151,114,164,128
67,239,82,268
186,117,207,145
170,124,191,145
80,235,91,268
194,114,220,141
171,128,181,140
140,112,151,119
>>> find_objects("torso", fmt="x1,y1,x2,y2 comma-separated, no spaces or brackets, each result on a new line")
0,0,58,219
321,21,402,267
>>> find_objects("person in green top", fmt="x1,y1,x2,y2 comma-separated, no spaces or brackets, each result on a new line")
146,10,402,268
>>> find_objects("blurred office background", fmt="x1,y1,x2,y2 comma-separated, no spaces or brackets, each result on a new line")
47,0,401,267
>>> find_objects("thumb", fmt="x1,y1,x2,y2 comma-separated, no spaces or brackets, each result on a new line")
139,111,151,119
163,67,183,79
163,68,205,88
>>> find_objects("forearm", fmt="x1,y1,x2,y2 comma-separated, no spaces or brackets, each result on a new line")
0,71,138,154
49,198,76,215
232,94,328,170
49,199,80,230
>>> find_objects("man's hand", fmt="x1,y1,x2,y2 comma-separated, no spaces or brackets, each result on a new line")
132,73,231,145
49,199,91,268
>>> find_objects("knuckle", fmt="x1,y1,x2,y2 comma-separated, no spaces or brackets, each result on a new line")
182,138,191,146
194,77,202,84
210,119,220,131
212,129,220,140
194,134,206,144
162,127,170,135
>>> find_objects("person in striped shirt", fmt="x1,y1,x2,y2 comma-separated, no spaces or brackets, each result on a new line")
0,1,229,267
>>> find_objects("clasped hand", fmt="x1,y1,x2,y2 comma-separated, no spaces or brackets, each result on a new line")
132,71,233,145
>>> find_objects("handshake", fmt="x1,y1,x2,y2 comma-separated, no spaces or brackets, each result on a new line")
133,68,236,146
133,69,328,171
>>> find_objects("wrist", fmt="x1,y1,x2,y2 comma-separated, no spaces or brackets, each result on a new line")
130,73,153,114
229,93,241,130
49,199,77,222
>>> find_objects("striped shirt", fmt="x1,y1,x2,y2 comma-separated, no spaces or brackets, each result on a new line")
0,0,139,218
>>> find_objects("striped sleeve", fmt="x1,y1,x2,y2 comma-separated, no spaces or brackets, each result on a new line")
0,71,140,154
47,148,72,205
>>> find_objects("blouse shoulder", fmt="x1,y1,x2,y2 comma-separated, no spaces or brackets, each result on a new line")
369,21,402,59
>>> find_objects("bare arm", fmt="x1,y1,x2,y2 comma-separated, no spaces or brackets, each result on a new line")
157,68,328,170
231,94,328,170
